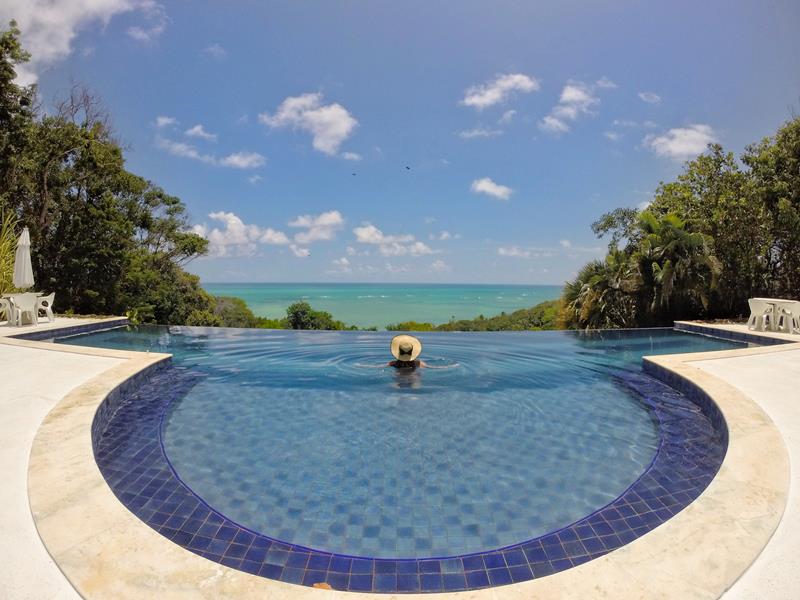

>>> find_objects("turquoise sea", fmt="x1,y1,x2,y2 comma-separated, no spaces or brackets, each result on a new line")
202,283,562,329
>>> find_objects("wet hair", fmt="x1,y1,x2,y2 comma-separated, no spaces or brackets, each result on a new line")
393,360,418,368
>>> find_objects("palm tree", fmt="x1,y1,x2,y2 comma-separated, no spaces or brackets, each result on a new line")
561,249,639,329
634,212,721,323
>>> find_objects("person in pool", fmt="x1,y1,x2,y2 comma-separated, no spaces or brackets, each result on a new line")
387,334,428,368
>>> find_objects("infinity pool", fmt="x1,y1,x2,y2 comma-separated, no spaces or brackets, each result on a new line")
60,326,744,566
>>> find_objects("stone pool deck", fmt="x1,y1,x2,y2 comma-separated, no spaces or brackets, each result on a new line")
0,319,798,599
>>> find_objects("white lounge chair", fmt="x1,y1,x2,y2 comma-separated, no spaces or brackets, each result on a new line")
9,292,38,326
777,300,800,334
747,298,774,331
0,298,10,324
36,293,55,322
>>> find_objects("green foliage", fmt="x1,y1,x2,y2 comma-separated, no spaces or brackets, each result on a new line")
254,317,286,329
185,309,223,327
0,209,17,295
386,321,436,331
569,117,800,328
435,300,561,331
0,24,210,324
284,301,353,330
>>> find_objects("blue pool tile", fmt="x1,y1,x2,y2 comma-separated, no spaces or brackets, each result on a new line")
439,558,464,573
530,561,556,578
465,569,490,588
240,559,262,575
419,573,443,592
419,560,441,573
397,573,420,592
396,560,419,574
374,560,397,573
258,563,282,579
482,552,506,569
374,573,397,592
442,572,467,591
326,572,349,590
502,549,527,566
348,574,373,592
350,558,373,574
509,564,533,583
461,554,485,571
302,570,328,587
487,567,512,586
329,556,352,573
279,567,305,584
307,554,331,571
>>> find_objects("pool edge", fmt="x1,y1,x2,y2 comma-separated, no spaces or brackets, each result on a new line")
24,336,793,599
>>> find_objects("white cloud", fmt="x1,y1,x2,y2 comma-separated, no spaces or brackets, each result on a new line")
539,81,600,134
341,151,362,161
126,1,167,42
289,210,344,244
538,115,570,134
638,91,662,104
595,76,618,89
0,0,164,84
459,127,503,139
470,177,513,201
559,239,572,248
258,92,358,157
218,151,266,169
430,259,451,272
156,137,265,169
643,124,717,161
604,131,621,142
192,211,290,257
184,124,217,141
461,73,540,110
353,223,434,256
498,246,531,258
155,115,176,128
384,262,413,273
202,43,227,59
539,80,607,134
429,230,458,241
156,137,215,164
332,256,351,270
498,109,517,124
289,244,310,258
247,174,262,184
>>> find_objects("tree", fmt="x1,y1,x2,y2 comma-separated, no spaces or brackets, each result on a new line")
633,212,720,323
0,23,211,322
285,301,351,330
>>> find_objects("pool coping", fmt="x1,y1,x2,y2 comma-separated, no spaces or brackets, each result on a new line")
24,329,795,599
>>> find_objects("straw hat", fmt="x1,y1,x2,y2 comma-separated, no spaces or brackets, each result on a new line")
390,334,422,361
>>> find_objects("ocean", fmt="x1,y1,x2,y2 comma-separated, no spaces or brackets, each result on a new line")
202,283,562,329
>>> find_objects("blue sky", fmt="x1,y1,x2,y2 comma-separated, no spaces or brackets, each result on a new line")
4,1,799,284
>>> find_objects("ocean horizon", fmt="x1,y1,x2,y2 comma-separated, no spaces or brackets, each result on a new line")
202,282,562,329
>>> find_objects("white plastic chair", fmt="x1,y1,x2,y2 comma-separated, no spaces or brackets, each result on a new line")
36,293,55,322
9,293,38,326
747,298,774,331
777,301,800,334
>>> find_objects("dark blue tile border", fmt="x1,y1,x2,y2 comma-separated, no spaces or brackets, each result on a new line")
89,356,728,593
674,322,793,346
10,318,129,341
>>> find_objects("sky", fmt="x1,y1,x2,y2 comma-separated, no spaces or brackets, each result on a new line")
2,1,799,285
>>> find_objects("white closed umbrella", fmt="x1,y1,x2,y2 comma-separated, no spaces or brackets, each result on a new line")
13,226,34,290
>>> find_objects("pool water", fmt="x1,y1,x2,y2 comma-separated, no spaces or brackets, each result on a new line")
59,327,744,559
